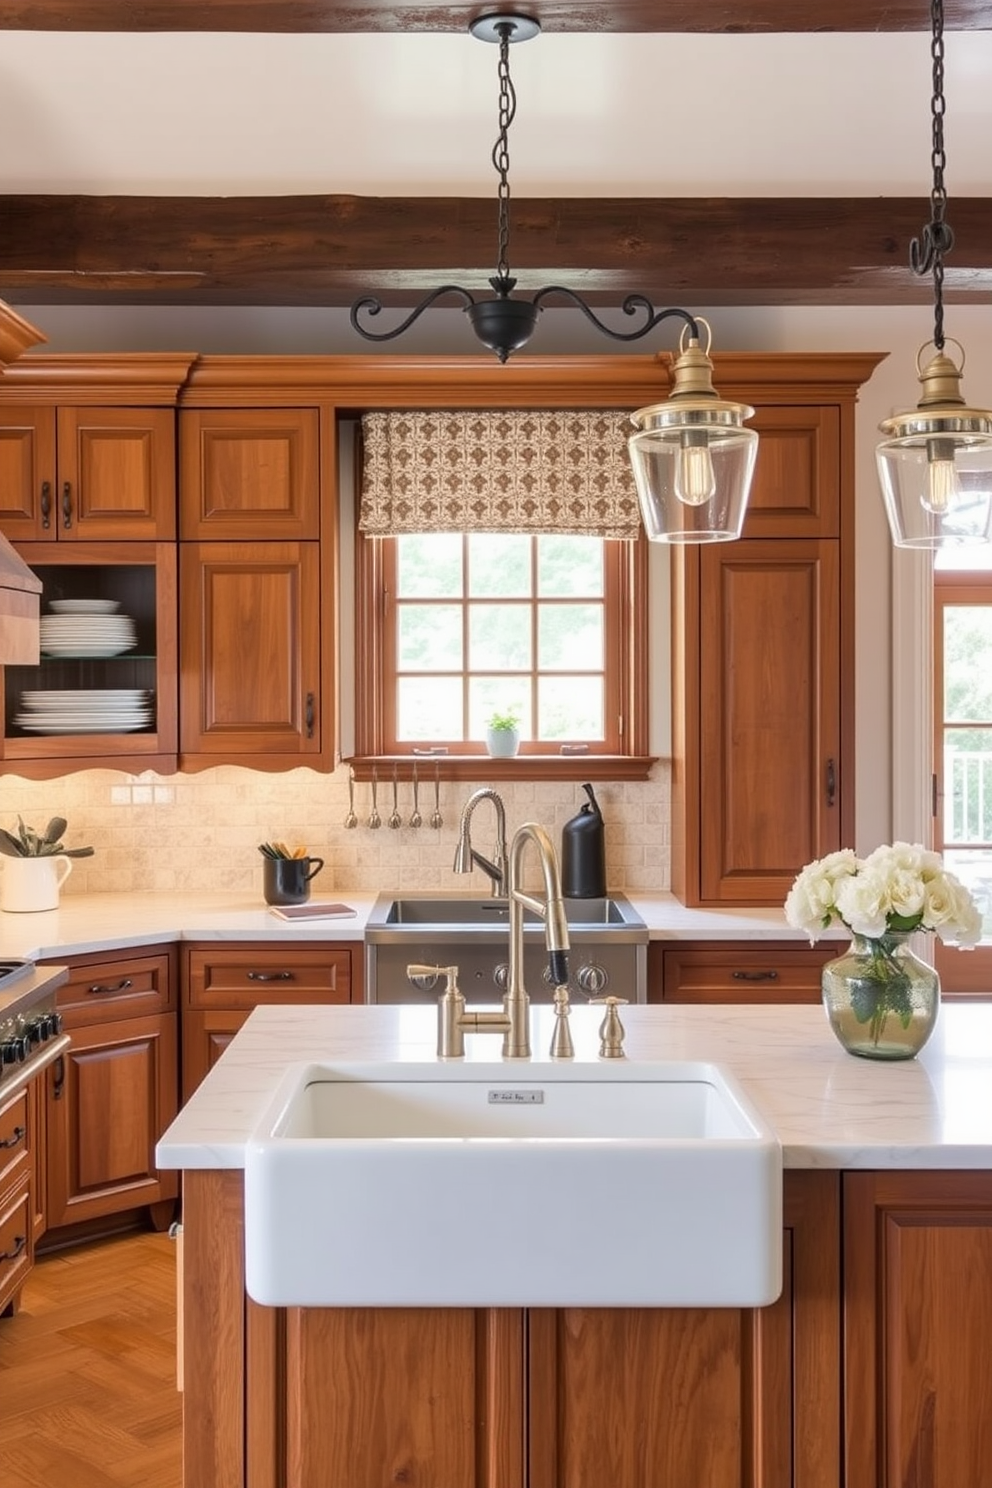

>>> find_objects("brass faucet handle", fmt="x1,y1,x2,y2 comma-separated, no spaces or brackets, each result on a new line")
549,985,575,1060
591,995,628,1059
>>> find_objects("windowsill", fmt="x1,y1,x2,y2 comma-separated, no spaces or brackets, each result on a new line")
347,755,658,783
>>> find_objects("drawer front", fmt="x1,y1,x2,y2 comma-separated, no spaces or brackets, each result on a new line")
46,949,176,1026
660,942,834,1004
185,944,354,1010
0,1175,32,1308
0,1085,30,1196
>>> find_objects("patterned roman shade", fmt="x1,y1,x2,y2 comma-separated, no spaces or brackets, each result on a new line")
359,410,641,539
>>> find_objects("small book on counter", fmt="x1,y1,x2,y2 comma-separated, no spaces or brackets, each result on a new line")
267,902,358,921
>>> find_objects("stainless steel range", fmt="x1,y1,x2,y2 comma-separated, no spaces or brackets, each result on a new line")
0,960,68,1094
364,893,648,1005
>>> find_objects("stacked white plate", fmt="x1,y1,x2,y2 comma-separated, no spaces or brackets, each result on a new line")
14,689,154,735
40,604,137,658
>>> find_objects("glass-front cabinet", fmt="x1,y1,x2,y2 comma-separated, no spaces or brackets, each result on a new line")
0,542,177,777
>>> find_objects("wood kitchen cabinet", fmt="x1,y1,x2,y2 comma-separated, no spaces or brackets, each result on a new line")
179,408,320,541
0,1080,35,1315
670,361,881,907
1,541,179,777
182,1168,840,1488
41,947,179,1241
843,1171,992,1488
0,351,194,541
650,939,837,1004
178,541,326,769
182,943,360,1099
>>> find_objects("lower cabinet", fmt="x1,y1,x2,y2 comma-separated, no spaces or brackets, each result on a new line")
650,940,836,1004
182,1168,841,1488
0,1080,34,1315
182,942,360,1100
843,1170,992,1488
41,947,179,1238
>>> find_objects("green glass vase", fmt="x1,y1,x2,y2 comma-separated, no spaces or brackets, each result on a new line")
821,932,940,1060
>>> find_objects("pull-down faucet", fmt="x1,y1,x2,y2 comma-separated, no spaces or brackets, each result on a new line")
427,819,572,1060
452,787,508,897
503,821,571,1059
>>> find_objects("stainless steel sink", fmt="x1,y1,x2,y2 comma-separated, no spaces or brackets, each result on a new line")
364,891,648,1005
378,894,640,929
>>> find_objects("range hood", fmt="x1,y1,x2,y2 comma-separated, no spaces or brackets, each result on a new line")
0,529,42,665
0,300,46,663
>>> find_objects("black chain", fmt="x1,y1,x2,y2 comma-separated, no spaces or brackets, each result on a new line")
909,0,955,348
492,21,517,285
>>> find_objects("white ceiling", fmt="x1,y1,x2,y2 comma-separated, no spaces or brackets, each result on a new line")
1,30,991,197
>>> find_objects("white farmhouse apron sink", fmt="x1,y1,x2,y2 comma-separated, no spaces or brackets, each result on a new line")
244,1059,782,1309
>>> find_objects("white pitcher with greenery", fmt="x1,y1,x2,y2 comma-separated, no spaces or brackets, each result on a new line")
0,816,94,913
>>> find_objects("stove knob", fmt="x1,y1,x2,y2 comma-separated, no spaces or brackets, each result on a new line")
0,1037,28,1065
25,1021,43,1045
50,1011,63,1036
576,963,610,996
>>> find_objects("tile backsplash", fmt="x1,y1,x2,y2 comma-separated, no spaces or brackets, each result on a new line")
0,765,671,899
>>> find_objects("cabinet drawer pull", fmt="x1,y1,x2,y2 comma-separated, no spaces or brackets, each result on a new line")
87,978,134,996
247,970,295,982
731,969,779,982
0,1125,26,1151
0,1234,27,1263
62,480,73,529
306,691,315,739
40,480,52,529
52,1053,65,1100
826,757,836,808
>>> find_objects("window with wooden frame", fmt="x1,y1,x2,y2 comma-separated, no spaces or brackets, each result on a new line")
932,557,992,993
354,529,651,779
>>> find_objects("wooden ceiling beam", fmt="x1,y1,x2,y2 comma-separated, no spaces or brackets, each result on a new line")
3,194,992,309
1,1,991,30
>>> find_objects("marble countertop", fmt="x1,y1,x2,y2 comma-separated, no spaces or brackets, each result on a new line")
157,1000,992,1174
0,889,824,961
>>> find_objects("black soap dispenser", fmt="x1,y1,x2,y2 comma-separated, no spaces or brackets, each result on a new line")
561,783,606,899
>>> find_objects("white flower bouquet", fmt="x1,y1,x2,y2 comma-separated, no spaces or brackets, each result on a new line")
784,842,982,947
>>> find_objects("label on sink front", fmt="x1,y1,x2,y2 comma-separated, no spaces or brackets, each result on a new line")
488,1089,544,1104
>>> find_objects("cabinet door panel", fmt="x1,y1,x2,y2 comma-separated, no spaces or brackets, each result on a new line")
180,409,320,540
56,408,176,540
844,1171,992,1488
742,406,841,538
698,539,841,903
179,541,321,759
283,1307,524,1488
0,406,56,539
182,1009,248,1101
45,1011,178,1229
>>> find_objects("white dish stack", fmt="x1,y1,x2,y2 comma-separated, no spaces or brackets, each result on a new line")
14,689,155,734
40,599,137,658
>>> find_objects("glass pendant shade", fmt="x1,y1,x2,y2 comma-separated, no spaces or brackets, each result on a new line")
877,348,992,549
627,329,758,543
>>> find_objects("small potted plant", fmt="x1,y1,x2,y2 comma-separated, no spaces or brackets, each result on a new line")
0,815,94,913
485,709,521,758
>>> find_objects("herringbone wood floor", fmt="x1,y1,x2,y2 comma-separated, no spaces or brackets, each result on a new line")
0,1232,182,1488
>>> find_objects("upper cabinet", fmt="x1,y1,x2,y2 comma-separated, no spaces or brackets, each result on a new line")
179,409,320,541
670,357,884,908
0,354,195,542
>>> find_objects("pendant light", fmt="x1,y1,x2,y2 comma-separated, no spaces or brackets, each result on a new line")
876,0,992,549
350,13,758,542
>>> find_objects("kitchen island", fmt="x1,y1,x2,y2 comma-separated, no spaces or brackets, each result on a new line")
158,1000,992,1488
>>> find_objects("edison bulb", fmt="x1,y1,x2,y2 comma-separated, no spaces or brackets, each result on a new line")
674,430,717,507
923,437,962,516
